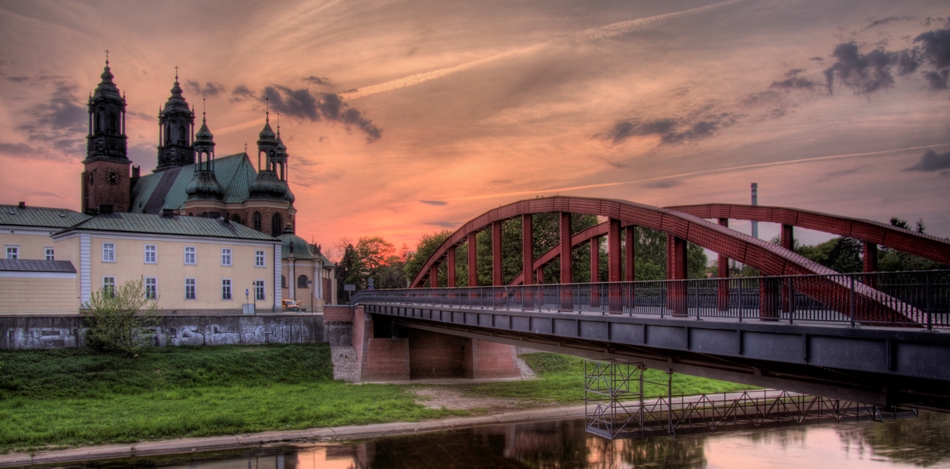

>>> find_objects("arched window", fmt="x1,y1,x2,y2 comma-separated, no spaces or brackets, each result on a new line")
253,212,262,231
200,211,208,218
178,125,187,145
281,275,287,289
230,214,241,224
298,275,309,289
271,213,283,237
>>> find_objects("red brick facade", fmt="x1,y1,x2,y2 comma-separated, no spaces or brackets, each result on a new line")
81,159,131,214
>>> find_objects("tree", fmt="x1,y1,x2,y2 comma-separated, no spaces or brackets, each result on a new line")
83,277,160,358
404,230,453,285
878,217,948,271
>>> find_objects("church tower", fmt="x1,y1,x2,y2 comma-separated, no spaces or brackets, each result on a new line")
184,106,225,215
81,56,131,214
155,70,195,172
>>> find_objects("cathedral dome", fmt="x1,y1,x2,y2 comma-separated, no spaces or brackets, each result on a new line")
195,119,214,144
249,169,293,202
185,170,225,200
258,120,277,143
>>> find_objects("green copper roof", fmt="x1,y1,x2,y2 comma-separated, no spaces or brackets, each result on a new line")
278,233,315,260
0,204,91,228
56,212,277,241
130,153,258,212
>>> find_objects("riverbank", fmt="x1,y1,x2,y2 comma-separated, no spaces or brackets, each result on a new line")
0,343,751,457
1,390,780,468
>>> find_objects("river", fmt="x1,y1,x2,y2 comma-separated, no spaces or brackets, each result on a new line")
70,411,950,469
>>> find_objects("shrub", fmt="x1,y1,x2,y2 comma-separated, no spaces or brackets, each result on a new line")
83,277,160,358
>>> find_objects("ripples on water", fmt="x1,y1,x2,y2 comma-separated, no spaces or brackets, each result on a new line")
73,411,950,469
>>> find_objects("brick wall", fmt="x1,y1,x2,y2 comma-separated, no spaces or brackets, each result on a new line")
406,328,468,379
324,305,354,322
470,339,521,379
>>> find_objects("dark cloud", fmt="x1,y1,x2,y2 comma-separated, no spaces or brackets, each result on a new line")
184,80,224,97
14,81,86,159
303,76,332,86
0,141,37,155
922,70,949,90
6,76,29,82
599,111,739,146
823,42,900,94
770,69,821,90
491,179,512,185
230,84,255,102
905,149,950,171
645,180,680,189
914,29,950,69
864,16,913,31
260,85,381,142
419,200,447,206
823,28,950,94
425,221,457,229
263,85,319,120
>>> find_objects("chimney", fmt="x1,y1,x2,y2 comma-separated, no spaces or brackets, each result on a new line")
17,201,25,209
750,182,758,239
98,204,114,214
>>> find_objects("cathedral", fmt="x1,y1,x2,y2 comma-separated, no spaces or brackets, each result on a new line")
80,59,296,238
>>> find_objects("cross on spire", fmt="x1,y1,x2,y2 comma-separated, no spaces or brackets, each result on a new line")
277,112,280,135
174,65,179,81
105,49,109,65
202,98,206,121
265,97,270,121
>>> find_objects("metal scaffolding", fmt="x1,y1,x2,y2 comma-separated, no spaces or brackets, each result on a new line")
584,359,916,440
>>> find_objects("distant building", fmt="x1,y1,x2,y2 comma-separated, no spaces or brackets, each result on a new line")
0,59,337,313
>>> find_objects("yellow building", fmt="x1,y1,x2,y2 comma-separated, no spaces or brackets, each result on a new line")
1,202,91,262
52,210,281,313
279,233,338,311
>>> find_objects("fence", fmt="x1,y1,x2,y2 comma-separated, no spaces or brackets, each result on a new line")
353,270,950,329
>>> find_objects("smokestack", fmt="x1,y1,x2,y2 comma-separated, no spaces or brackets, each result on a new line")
750,183,758,239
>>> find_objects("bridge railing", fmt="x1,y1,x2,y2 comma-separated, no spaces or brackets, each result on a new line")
353,270,950,329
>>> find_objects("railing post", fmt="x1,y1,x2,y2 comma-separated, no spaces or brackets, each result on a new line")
851,274,855,327
926,271,933,332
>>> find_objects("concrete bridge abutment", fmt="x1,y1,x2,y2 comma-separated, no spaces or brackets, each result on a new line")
345,305,521,382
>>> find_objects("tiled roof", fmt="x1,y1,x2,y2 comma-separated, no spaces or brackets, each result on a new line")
279,233,315,260
56,212,278,241
0,259,76,273
129,153,257,213
0,204,91,228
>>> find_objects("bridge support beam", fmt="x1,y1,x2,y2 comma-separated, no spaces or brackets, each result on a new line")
467,232,478,287
447,247,456,288
523,214,534,285
560,212,573,310
492,221,503,286
624,225,635,282
429,264,438,288
590,237,601,307
608,219,622,313
718,218,730,311
667,235,687,316
864,242,878,273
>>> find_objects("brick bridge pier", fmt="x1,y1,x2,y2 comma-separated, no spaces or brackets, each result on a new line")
324,305,521,382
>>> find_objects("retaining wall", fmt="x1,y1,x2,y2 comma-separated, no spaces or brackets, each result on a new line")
0,314,323,350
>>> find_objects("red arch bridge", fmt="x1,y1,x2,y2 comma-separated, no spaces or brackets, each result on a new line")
350,197,950,411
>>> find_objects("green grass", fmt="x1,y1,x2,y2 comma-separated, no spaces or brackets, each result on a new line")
442,353,755,404
0,344,465,453
0,346,755,454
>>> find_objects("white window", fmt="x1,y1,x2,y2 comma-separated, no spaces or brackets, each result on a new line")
185,278,196,300
254,280,265,300
222,279,232,300
5,246,19,259
144,245,157,264
221,248,232,266
103,277,116,298
255,250,265,267
145,277,158,300
184,246,196,265
102,243,115,262
45,247,54,261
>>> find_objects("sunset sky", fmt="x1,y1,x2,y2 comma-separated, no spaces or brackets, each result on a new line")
1,0,948,258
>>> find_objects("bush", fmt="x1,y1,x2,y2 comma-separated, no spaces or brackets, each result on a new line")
83,277,160,358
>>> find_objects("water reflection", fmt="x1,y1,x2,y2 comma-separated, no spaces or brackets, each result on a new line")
72,411,950,469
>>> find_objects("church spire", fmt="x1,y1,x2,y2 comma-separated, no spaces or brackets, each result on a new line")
86,53,127,161
155,66,195,172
